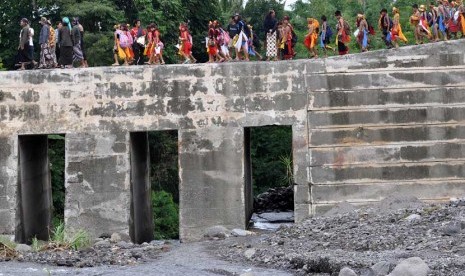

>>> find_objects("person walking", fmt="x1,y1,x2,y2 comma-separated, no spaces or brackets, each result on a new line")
379,8,393,48
17,18,32,70
335,11,350,55
130,19,146,65
264,10,278,61
391,7,408,48
356,14,369,52
320,15,334,57
77,19,89,67
72,18,84,67
38,17,53,69
304,18,319,58
47,20,58,68
55,22,62,67
58,17,74,68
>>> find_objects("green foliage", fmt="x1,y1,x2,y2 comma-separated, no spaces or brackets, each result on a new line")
49,222,91,250
48,135,65,224
152,190,179,240
148,131,179,203
31,237,40,252
84,32,115,67
250,126,292,195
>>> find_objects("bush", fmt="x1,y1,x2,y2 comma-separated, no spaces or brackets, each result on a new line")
152,190,179,240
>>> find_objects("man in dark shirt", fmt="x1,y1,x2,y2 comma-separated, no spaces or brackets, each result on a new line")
226,16,239,59
379,8,393,48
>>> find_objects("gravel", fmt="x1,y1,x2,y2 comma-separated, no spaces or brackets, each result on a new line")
218,196,465,275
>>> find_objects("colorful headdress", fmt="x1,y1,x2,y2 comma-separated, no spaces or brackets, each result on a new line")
62,17,72,30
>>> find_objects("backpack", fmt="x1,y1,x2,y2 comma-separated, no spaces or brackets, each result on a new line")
325,25,333,39
220,28,231,45
119,30,133,48
291,29,298,46
343,20,351,34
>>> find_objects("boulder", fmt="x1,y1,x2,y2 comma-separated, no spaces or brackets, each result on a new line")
339,267,358,276
388,257,429,276
370,261,393,276
15,244,32,253
204,226,229,239
231,229,249,237
244,248,256,259
110,233,121,243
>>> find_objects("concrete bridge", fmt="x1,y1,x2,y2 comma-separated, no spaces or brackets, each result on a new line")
1,40,465,242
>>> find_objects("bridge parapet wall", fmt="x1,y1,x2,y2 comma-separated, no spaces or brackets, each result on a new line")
1,40,464,241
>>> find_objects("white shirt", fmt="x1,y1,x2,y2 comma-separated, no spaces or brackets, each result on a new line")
29,28,34,46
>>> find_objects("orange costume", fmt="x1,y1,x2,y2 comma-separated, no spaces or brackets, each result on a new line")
391,9,408,42
304,18,319,49
180,28,192,56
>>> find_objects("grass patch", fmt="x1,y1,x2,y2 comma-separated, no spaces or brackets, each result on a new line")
0,236,17,259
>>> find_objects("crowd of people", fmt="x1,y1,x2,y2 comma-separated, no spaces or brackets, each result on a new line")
16,17,88,70
14,0,465,70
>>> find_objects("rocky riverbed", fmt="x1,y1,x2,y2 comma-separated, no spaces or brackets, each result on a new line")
2,195,465,275
218,195,465,275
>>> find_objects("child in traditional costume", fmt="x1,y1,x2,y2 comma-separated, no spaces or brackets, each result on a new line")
418,5,433,42
282,16,295,60
391,7,408,48
304,18,319,58
179,22,194,64
335,11,350,55
448,1,460,38
153,24,165,65
319,15,334,57
356,14,369,52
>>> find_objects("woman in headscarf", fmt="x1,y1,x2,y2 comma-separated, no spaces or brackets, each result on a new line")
391,7,408,48
58,17,74,68
264,10,278,61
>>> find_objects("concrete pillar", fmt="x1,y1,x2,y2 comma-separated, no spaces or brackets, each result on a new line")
16,135,52,243
243,128,253,226
129,132,154,243
179,127,245,241
0,136,16,236
65,132,131,239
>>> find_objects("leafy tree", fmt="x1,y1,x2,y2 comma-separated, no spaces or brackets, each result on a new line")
152,190,179,239
148,131,179,203
250,126,292,195
48,135,65,224
243,0,285,39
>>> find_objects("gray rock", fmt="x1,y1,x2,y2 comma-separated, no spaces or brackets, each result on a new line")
405,214,421,222
204,226,229,239
94,240,111,247
389,257,429,276
15,244,32,253
442,221,462,236
244,248,256,259
117,241,133,249
231,229,249,237
110,233,121,243
370,261,393,276
324,202,358,218
339,267,358,276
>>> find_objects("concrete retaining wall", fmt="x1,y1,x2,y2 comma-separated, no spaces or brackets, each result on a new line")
0,40,464,241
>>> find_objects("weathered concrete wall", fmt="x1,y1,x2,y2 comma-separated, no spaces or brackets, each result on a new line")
0,40,464,241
